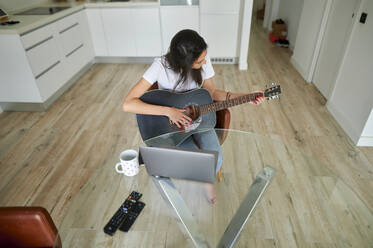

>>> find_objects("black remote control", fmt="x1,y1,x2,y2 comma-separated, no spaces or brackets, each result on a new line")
103,191,142,236
119,201,146,232
129,191,142,201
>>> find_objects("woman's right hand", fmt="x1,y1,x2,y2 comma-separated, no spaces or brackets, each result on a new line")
166,107,192,128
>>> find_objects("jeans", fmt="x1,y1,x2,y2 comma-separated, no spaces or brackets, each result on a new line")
177,129,223,174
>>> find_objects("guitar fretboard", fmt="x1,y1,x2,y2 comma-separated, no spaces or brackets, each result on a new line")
199,92,263,115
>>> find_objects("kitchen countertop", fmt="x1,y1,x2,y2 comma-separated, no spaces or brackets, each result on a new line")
0,0,159,35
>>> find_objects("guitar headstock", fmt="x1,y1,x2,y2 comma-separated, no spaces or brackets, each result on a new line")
264,82,281,100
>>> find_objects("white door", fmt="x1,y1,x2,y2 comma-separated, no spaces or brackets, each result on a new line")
313,0,360,99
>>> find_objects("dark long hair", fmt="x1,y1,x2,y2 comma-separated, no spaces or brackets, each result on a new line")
164,29,208,90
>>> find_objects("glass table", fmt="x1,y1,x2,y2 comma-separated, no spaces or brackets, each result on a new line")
54,129,373,247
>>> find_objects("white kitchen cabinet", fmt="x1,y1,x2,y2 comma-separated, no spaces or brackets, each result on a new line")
21,21,66,101
0,35,42,102
160,6,199,54
35,60,66,101
57,11,92,80
134,8,162,56
86,8,108,56
101,8,137,56
199,0,241,60
200,14,239,58
0,9,94,107
79,11,95,62
58,13,84,59
200,0,241,14
22,25,62,79
101,7,162,57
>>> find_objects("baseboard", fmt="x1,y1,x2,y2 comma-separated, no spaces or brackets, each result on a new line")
0,102,45,112
357,136,373,147
0,61,93,112
326,101,361,145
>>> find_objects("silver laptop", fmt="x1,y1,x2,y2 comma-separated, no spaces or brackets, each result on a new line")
139,146,218,183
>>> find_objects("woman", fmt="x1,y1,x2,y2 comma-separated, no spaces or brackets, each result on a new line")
122,29,264,204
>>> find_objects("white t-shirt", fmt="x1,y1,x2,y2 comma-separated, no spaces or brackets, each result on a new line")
142,55,215,92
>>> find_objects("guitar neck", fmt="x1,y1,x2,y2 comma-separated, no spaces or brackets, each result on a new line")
199,92,263,115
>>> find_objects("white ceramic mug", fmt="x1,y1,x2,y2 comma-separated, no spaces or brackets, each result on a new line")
115,149,139,176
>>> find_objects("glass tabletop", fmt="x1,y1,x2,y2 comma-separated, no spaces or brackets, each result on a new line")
54,129,373,248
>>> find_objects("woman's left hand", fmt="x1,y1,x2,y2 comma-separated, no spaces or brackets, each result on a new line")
249,90,265,105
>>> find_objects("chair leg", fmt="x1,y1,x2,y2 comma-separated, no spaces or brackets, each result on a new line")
217,168,223,182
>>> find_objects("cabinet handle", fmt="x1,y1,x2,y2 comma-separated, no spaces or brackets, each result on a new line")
25,36,53,52
35,61,60,79
66,44,84,58
59,22,79,34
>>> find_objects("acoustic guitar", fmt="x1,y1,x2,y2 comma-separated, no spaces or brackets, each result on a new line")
137,83,281,146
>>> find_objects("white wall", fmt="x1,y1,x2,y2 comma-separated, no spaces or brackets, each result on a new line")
239,0,253,70
327,0,373,146
361,109,373,137
0,0,47,12
277,0,304,49
290,0,326,81
359,108,373,146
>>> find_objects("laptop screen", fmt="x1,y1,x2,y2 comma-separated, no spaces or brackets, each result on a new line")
139,146,217,183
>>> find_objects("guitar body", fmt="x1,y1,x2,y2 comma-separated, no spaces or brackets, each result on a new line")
136,88,216,146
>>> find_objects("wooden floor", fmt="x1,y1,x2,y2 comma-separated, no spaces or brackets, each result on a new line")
1,20,372,247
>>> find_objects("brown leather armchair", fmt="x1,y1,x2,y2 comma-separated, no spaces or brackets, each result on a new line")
0,207,61,248
146,83,230,181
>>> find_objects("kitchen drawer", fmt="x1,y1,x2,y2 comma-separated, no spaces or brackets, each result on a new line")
35,59,65,101
25,35,61,78
59,21,84,57
64,42,88,80
57,13,84,57
57,11,81,34
21,23,56,50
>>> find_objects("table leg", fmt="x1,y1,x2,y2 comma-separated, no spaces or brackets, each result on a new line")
217,166,276,248
152,176,210,248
